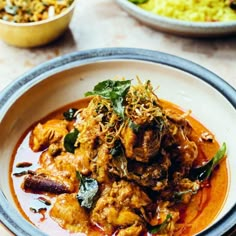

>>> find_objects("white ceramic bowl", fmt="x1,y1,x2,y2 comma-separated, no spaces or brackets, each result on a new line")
0,48,235,235
115,0,236,37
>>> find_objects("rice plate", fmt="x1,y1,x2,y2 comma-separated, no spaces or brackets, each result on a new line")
133,0,236,22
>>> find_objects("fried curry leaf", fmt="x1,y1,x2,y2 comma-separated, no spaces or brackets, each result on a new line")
110,140,123,157
76,171,99,209
64,128,79,153
85,80,131,119
110,141,129,177
128,120,140,133
190,142,227,181
76,171,86,188
128,0,149,4
148,214,172,234
63,108,78,121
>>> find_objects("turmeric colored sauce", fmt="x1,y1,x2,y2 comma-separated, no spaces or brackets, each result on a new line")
9,98,228,236
161,100,228,235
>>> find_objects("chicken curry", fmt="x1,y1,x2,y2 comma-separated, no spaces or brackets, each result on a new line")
10,79,228,236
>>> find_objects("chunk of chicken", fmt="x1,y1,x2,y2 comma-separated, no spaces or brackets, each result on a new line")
91,180,151,234
120,123,167,163
30,119,68,152
127,156,170,191
148,201,179,236
40,143,92,177
164,110,198,175
117,224,143,236
74,141,99,176
50,193,89,233
90,143,112,183
167,122,198,175
37,150,78,193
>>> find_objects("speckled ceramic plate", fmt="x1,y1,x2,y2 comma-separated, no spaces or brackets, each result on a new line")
116,0,236,37
0,48,236,236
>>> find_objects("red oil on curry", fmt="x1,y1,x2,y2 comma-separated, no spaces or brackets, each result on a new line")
9,98,228,236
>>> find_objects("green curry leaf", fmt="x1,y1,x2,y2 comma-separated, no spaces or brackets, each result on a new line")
128,120,140,133
110,140,123,157
148,214,172,234
76,171,99,209
64,128,79,153
128,0,149,4
85,80,131,119
190,142,227,181
63,108,78,121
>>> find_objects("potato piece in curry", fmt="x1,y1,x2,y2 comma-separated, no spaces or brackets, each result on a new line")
11,79,227,236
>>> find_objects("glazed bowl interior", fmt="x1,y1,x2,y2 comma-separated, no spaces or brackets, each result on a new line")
0,48,235,235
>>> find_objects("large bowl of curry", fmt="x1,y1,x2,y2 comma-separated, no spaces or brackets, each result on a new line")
0,48,236,236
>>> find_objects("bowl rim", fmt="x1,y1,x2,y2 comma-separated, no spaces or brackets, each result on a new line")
115,0,236,28
0,47,235,236
0,0,77,27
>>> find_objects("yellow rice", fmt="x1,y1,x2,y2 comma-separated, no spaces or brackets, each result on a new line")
138,0,236,22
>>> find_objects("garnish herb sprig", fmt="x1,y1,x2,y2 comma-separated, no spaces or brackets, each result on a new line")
64,128,79,153
148,214,172,234
190,142,227,181
85,80,131,119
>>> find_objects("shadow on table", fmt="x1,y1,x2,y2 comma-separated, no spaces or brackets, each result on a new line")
49,28,78,48
30,28,78,52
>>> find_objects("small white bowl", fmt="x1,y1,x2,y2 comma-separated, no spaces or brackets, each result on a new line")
0,48,235,235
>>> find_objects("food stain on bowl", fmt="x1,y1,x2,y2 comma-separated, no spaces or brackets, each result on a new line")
0,0,76,47
10,78,228,235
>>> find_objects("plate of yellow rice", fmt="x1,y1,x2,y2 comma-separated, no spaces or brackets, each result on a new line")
116,0,236,37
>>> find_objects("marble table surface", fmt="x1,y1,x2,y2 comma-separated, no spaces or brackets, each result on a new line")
0,0,235,235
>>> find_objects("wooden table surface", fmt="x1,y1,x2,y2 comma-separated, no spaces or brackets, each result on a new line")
0,0,235,235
